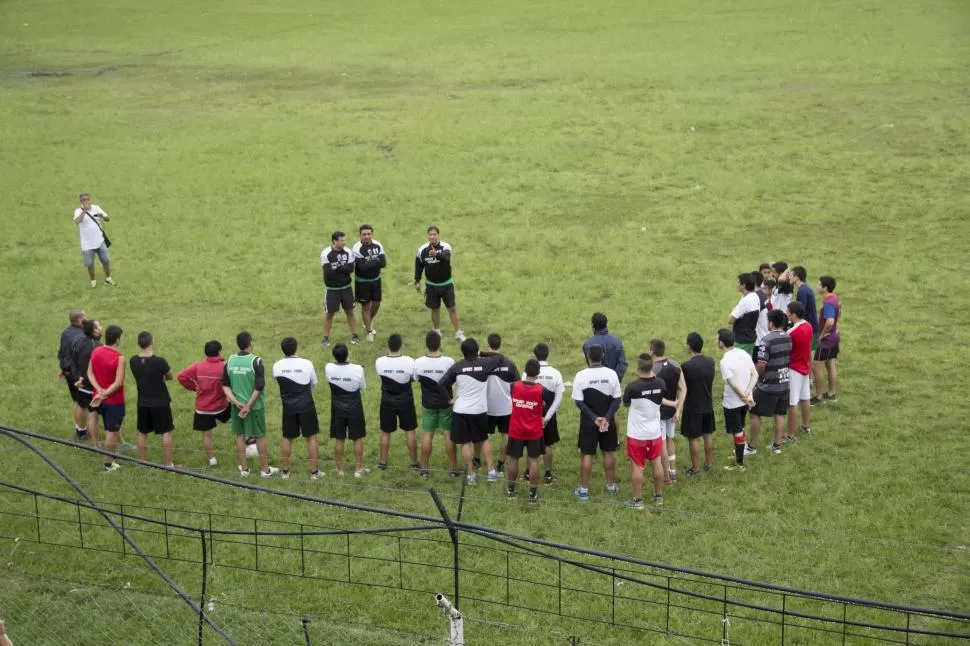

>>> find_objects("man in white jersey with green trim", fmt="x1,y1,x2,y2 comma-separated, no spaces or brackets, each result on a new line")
222,331,279,478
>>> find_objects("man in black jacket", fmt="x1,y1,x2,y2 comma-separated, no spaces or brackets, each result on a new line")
414,226,466,342
57,308,88,440
321,231,361,347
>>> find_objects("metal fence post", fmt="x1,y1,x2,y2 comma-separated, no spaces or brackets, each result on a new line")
429,488,460,610
198,529,208,646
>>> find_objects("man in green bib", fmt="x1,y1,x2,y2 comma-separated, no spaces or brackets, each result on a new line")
222,331,279,478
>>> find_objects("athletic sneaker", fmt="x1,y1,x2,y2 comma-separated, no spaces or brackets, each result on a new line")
743,445,758,456
310,470,322,480
351,334,361,345
377,462,388,471
724,464,746,472
624,498,645,510
822,393,839,403
653,493,664,507
238,466,250,478
809,396,821,406
472,457,482,470
208,457,218,467
449,469,462,478
366,330,376,342
685,468,701,477
102,461,120,473
799,426,811,435
260,466,280,478
281,470,291,480
410,462,421,472
321,337,330,348
668,469,677,481
544,472,555,484
90,280,97,288
573,487,590,501
354,467,371,478
420,470,429,479
770,443,782,454
528,492,539,504
466,474,477,485
783,435,796,444
606,483,619,494
486,469,499,482
119,442,137,452
505,488,515,499
455,330,467,342
703,463,713,471
334,469,345,477
104,277,115,286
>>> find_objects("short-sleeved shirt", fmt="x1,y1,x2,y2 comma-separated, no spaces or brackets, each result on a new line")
755,331,792,394
75,205,108,250
90,345,125,405
413,354,455,410
509,380,544,441
653,358,682,421
719,348,755,409
731,292,761,345
325,362,366,416
622,376,665,441
533,361,565,422
439,355,504,415
788,320,813,376
375,355,416,406
681,355,715,414
272,356,318,414
571,365,622,429
130,355,172,407
820,294,841,347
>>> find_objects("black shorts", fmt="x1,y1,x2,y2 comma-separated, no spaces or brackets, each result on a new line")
66,378,79,403
282,410,320,439
193,406,232,431
354,280,383,303
325,287,355,314
577,419,618,456
507,438,544,459
814,344,839,361
330,411,366,441
137,406,174,435
450,412,488,445
380,401,418,432
487,414,510,435
752,388,788,417
424,283,456,310
76,390,97,411
681,411,715,439
722,406,748,436
100,403,126,431
543,415,560,446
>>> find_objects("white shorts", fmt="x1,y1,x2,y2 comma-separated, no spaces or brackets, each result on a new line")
659,418,676,439
789,371,811,406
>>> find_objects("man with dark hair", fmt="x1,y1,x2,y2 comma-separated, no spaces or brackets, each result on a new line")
748,309,792,454
728,273,761,357
273,337,321,480
772,263,794,313
415,226,466,342
352,224,386,342
71,319,102,447
178,341,230,467
438,338,504,484
786,301,813,440
222,332,279,478
505,359,545,503
88,325,126,472
649,338,686,482
571,344,622,500
58,308,88,440
681,332,716,476
321,231,361,348
622,355,678,509
790,266,820,335
717,329,757,471
325,343,369,477
482,333,519,474
375,334,419,471
582,313,627,381
759,263,773,281
130,331,176,467
531,342,564,483
814,276,841,402
414,331,458,476
73,193,115,288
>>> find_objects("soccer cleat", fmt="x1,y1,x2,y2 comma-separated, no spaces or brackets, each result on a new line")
799,426,811,435
104,277,115,286
354,467,371,478
310,470,322,481
350,334,361,345
466,474,477,485
366,330,376,342
743,445,758,456
455,330,467,342
260,466,280,478
573,487,590,501
624,498,645,510
321,337,330,348
770,443,782,454
724,464,746,472
606,483,620,494
90,280,97,288
486,469,499,482
102,461,120,473
208,457,218,467
281,470,291,480
377,462,388,471
653,493,664,507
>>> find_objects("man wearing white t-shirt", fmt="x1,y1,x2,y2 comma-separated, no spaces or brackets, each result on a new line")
717,329,758,471
73,193,114,288
728,273,760,356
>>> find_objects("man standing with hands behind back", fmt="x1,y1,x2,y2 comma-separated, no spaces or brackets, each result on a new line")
73,193,115,288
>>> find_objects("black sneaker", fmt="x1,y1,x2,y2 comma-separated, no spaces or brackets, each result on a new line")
321,337,330,348
377,462,388,471
449,469,462,478
350,334,361,345
685,468,701,477
410,462,421,471
528,493,539,504
472,457,482,470
420,470,429,479
495,461,505,473
799,426,811,435
505,488,515,499
75,428,90,441
809,396,821,406
544,472,555,484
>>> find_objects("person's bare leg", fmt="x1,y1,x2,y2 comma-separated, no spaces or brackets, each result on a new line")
136,432,148,461
652,458,666,497
161,432,174,466
447,307,462,333
405,430,417,465
506,456,519,491
345,309,359,335
787,405,797,438
87,410,101,448
688,438,700,472
703,434,714,468
799,399,811,429
603,451,616,486
323,311,336,338
379,432,391,465
73,403,86,433
812,361,826,397
361,305,373,334
461,442,474,476
660,438,671,481
87,264,96,281
431,308,441,330
104,431,121,466
353,438,364,471
334,439,345,473
666,436,677,476
480,438,494,472
826,360,838,397
202,431,214,461
579,454,593,489
773,415,785,447
256,438,269,472
307,436,319,474
421,432,434,471
102,261,111,279
543,445,554,474
631,464,644,500
235,435,247,470
444,432,457,471
499,434,509,465
528,456,540,488
281,438,292,472
369,301,381,328
748,414,761,448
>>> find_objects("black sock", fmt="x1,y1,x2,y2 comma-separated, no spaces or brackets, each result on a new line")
734,443,744,465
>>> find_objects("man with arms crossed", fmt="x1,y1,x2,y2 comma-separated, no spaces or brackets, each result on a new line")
786,301,813,440
58,308,89,440
326,343,369,478
88,325,126,472
622,355,678,509
414,226,466,342
73,193,115,288
748,309,792,455
178,341,230,467
130,331,177,468
571,344,622,501
649,339,686,482
375,334,419,472
680,332,716,476
352,224,386,342
222,332,279,478
532,342,564,484
273,337,322,480
321,231,361,347
813,275,841,402
716,329,757,471
438,338,503,484
505,359,545,503
414,331,458,477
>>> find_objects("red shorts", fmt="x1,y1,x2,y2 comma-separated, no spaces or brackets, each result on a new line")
626,437,663,469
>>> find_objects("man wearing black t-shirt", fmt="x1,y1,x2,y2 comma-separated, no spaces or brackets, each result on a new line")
680,332,716,476
272,337,321,480
129,331,176,467
649,338,686,482
375,334,419,471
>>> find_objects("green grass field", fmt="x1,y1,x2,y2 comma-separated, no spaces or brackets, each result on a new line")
1,0,969,643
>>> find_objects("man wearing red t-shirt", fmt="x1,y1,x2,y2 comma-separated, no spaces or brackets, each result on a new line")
786,302,813,441
505,359,545,503
88,325,126,472
178,340,230,467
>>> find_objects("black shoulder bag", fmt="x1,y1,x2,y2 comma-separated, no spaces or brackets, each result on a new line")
83,210,112,247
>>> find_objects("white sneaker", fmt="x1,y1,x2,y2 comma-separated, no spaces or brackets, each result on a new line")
354,467,371,479
606,483,620,494
366,330,376,342
208,457,218,467
743,446,757,456
310,470,323,480
455,330,467,342
104,277,115,286
486,469,498,482
102,461,120,473
334,469,345,477
90,280,97,288
260,466,280,478
281,470,291,480
238,466,250,478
